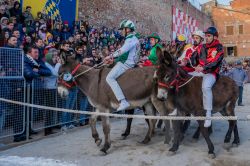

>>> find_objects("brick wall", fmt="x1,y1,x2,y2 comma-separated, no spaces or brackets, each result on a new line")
78,0,212,41
212,6,250,56
231,0,250,10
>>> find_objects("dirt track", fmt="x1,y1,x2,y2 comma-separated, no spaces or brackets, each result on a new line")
0,85,250,166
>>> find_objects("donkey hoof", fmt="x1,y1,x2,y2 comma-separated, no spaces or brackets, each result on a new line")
100,144,110,154
167,150,176,156
223,143,232,151
121,133,129,140
208,153,216,159
95,139,102,147
140,139,150,144
100,148,108,155
232,142,240,148
121,132,129,137
121,136,127,140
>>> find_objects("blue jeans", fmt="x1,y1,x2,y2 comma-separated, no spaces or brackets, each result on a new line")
61,87,78,126
79,93,89,124
238,86,243,105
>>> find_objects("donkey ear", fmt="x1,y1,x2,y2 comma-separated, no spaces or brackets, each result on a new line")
163,50,173,66
156,46,164,64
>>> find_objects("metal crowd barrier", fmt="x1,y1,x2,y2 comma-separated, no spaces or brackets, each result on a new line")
0,47,93,142
30,78,93,131
0,47,25,139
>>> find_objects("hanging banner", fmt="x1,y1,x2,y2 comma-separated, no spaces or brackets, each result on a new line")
172,6,198,43
21,0,79,25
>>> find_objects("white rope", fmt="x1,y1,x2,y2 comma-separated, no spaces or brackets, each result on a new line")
179,76,195,88
0,98,249,121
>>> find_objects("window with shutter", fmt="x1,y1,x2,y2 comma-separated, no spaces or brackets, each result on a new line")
226,26,234,35
239,25,243,34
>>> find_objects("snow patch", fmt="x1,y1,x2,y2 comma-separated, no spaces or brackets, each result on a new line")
0,156,77,166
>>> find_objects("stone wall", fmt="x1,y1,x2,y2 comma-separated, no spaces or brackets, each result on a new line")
78,0,212,41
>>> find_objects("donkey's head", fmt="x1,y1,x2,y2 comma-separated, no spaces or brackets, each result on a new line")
168,42,186,59
57,54,80,98
155,48,178,100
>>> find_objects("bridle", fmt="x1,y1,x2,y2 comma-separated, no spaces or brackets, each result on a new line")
157,66,193,92
58,64,81,88
58,61,107,89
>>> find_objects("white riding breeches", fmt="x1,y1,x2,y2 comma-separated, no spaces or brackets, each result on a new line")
106,62,132,101
188,72,216,111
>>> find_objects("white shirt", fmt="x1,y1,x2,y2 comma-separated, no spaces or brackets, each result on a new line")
112,34,140,66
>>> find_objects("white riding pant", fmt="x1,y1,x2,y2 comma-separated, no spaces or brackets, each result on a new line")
106,62,133,101
189,72,216,111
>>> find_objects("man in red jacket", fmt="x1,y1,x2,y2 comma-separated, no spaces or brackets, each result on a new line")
179,30,205,73
193,27,224,127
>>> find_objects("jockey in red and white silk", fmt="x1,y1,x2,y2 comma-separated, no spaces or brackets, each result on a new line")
187,27,224,128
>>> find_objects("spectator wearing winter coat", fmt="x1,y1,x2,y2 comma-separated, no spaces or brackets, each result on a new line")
19,25,28,41
52,22,62,39
23,35,33,53
23,45,51,84
1,17,8,30
9,1,22,22
0,30,9,47
38,24,47,41
12,29,22,48
227,61,248,106
0,5,9,20
15,46,50,142
2,21,15,34
22,6,34,24
61,26,71,41
35,38,45,61
0,36,22,77
43,49,61,135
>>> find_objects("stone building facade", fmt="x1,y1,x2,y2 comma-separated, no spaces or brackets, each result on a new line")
78,0,212,41
209,0,250,56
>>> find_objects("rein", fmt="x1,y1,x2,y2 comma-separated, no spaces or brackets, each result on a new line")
59,61,107,88
158,67,195,91
74,61,107,79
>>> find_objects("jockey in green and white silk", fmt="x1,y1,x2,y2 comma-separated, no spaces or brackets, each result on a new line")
105,19,140,111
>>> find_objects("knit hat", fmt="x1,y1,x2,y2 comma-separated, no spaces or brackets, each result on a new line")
45,52,53,65
45,48,57,65
1,17,8,23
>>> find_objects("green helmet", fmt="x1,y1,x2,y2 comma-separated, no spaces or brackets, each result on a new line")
119,19,135,31
147,32,161,41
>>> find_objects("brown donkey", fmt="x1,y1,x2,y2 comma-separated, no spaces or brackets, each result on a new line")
57,56,170,154
155,50,240,158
